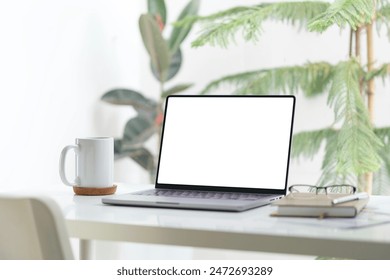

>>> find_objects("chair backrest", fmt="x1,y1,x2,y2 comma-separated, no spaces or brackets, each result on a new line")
0,194,73,259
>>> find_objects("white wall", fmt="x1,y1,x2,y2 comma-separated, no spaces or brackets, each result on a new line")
0,0,147,188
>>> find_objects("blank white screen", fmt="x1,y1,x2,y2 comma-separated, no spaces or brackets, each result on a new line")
157,96,294,190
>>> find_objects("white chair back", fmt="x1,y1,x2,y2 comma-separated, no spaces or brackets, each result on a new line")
0,195,73,259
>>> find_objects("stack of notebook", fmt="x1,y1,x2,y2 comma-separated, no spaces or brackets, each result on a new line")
272,193,369,218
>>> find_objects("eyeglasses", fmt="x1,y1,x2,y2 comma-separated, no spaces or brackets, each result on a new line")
288,184,356,198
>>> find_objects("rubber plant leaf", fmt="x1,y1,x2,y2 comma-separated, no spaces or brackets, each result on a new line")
101,89,157,112
151,48,182,82
139,14,170,81
114,140,155,171
113,138,123,155
169,0,200,55
162,83,193,98
147,0,167,27
123,115,157,146
127,147,155,171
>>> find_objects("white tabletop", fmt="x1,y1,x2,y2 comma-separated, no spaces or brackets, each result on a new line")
6,184,390,259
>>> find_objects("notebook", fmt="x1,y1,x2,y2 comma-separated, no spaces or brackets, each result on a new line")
102,95,296,211
272,193,369,218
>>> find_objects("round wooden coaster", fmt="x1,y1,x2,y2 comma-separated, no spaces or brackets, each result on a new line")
73,185,117,196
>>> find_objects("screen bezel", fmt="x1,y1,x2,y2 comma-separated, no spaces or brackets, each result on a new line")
155,95,296,195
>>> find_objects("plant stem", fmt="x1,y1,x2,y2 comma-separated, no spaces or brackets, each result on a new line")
365,22,375,194
157,81,164,152
355,27,361,62
349,28,353,57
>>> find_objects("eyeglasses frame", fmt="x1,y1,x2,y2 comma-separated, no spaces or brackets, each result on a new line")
288,184,357,195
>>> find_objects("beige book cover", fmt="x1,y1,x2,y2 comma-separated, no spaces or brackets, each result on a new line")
272,193,369,218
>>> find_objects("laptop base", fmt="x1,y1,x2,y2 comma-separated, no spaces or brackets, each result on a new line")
102,189,282,212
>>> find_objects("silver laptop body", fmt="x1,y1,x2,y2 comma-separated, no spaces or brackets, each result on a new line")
103,95,295,212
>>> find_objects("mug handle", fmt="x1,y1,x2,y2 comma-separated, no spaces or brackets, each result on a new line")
59,145,80,186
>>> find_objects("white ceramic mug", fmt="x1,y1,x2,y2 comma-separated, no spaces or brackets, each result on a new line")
59,137,114,188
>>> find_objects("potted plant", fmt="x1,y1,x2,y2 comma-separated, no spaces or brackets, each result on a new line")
101,0,200,179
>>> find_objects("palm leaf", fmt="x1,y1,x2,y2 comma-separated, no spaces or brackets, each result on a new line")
374,2,390,38
372,164,390,195
308,0,376,32
200,70,262,95
296,60,383,188
189,2,329,48
316,130,341,186
291,128,336,160
365,63,390,81
317,130,358,186
327,59,382,175
374,126,390,142
291,127,358,187
178,6,254,26
200,62,334,97
373,127,390,195
376,4,390,21
236,62,334,96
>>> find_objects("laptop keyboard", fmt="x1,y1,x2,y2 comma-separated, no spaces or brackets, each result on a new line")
135,189,272,201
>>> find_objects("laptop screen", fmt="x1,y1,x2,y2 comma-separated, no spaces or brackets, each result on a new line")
156,95,295,193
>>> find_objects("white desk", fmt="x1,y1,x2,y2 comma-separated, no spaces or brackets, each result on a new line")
11,184,390,259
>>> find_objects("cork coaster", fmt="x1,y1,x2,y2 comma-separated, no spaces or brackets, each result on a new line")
73,185,117,196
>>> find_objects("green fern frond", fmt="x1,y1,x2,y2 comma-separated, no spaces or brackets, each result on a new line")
260,1,329,26
200,70,261,95
375,127,390,144
328,59,383,175
308,0,376,32
316,130,358,186
317,130,338,186
191,2,330,48
365,63,390,82
177,6,251,27
191,6,267,48
292,127,357,187
236,62,334,96
373,126,390,195
233,66,303,95
200,62,334,97
377,3,390,20
376,4,390,38
372,165,390,195
291,128,336,160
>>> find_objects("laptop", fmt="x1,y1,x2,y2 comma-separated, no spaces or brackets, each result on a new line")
102,95,295,212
